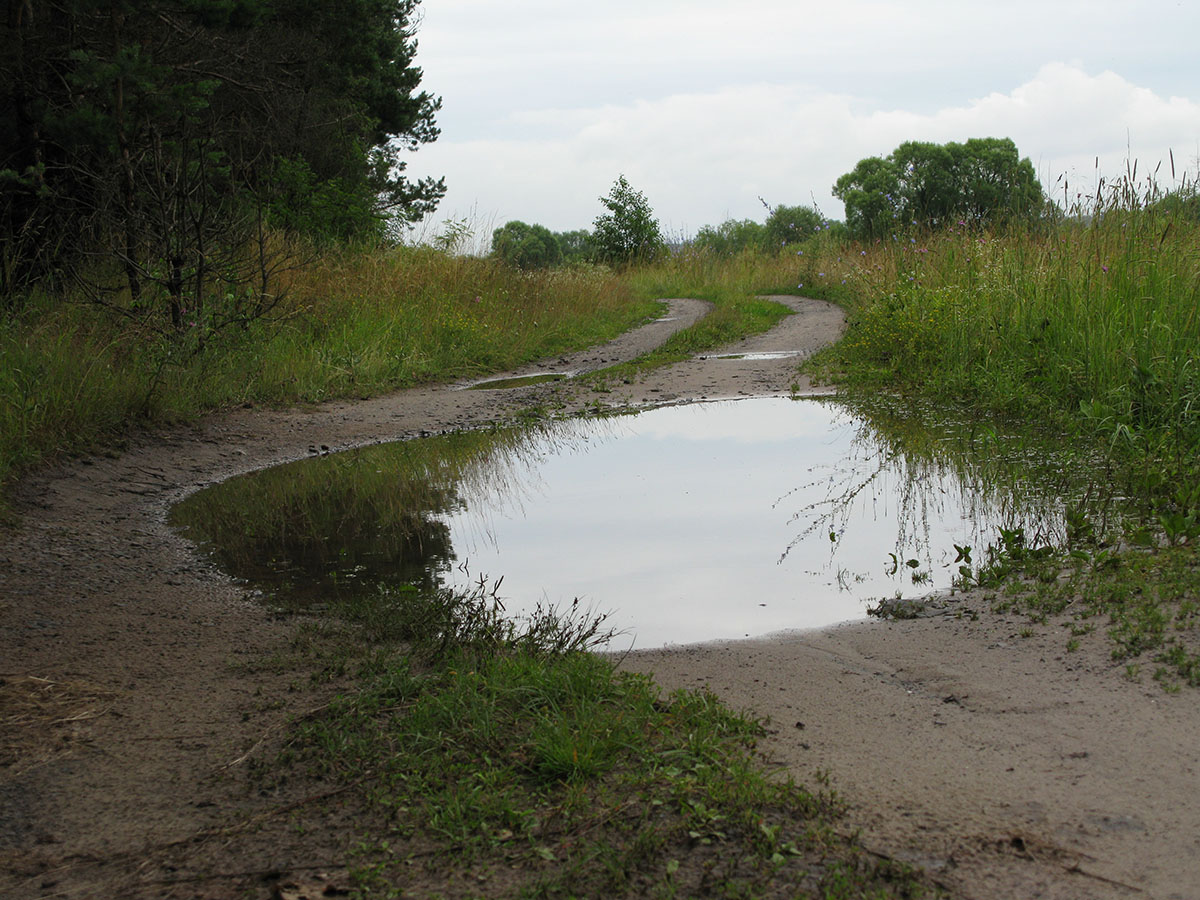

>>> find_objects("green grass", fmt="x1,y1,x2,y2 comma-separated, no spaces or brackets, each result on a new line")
974,538,1200,691
581,247,805,382
248,589,935,899
795,185,1200,501
0,245,655,506
9,184,1199,899
4,238,937,895
0,241,820,510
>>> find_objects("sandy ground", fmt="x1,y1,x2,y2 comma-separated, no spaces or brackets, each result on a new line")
1,296,1197,899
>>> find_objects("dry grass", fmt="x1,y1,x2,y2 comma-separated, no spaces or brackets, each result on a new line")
0,675,117,774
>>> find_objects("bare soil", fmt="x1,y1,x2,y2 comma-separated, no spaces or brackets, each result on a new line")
1,296,1197,899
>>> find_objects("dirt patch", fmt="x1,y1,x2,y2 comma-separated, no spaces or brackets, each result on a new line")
0,676,117,777
622,611,1199,899
1,295,1196,899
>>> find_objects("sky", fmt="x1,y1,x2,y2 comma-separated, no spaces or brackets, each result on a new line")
403,0,1200,241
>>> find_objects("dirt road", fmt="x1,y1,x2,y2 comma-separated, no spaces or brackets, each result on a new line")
2,296,1196,899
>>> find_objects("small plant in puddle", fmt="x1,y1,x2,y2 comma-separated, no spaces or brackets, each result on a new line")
1065,505,1098,547
976,525,1060,586
334,575,619,658
867,594,926,619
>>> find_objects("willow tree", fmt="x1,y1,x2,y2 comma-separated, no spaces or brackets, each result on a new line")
833,137,1043,239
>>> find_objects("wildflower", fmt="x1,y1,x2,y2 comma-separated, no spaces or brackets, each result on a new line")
797,283,803,289
819,272,825,277
797,250,803,255
1102,265,1109,273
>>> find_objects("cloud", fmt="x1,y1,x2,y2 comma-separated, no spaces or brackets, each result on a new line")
412,63,1200,237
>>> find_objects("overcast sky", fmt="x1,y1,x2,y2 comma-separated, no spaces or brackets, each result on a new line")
405,0,1200,240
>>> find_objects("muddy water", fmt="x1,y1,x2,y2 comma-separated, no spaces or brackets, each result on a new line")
171,397,1081,649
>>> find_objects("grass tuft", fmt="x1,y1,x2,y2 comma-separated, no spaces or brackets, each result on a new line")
260,594,934,898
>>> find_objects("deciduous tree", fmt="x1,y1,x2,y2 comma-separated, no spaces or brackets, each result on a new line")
833,137,1043,239
592,175,664,265
553,229,596,264
763,203,825,247
693,219,765,255
491,221,562,270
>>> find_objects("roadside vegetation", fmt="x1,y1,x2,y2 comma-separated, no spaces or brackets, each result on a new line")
2,153,922,895
0,245,658,503
782,161,1200,693
0,6,934,892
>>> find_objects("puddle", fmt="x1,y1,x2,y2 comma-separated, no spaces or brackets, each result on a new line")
171,398,1109,649
698,351,805,361
462,373,571,390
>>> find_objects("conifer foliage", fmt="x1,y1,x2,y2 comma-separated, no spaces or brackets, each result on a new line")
1,0,443,321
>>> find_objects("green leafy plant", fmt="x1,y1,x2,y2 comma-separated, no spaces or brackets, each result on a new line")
592,175,666,265
491,220,563,270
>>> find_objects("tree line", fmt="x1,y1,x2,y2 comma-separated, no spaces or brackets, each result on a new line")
491,175,666,269
1,0,443,325
491,138,1048,270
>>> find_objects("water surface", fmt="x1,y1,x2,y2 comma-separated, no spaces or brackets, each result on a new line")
172,398,1087,648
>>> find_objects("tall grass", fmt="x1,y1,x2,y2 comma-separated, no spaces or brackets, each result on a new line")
0,244,653,501
795,177,1200,496
628,243,804,301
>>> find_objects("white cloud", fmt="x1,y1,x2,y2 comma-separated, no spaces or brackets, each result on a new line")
409,63,1200,237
